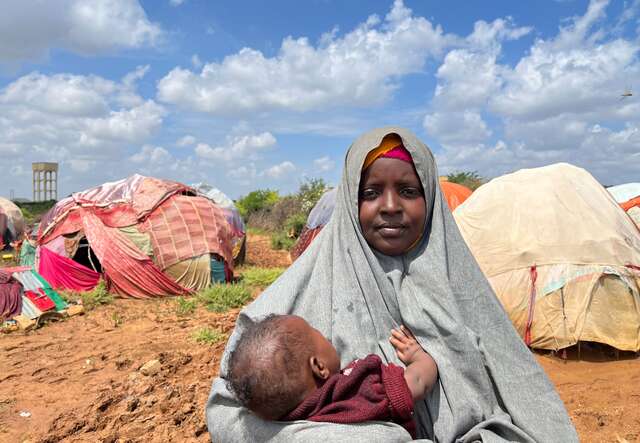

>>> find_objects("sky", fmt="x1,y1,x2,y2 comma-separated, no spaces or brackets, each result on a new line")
1,0,639,200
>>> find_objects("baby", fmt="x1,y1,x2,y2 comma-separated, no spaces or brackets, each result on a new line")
226,314,438,436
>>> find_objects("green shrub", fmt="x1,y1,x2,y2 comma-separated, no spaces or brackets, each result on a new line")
196,283,252,313
240,267,285,288
270,231,295,251
80,280,112,310
59,280,112,311
192,327,226,345
285,213,307,238
175,296,197,316
14,200,57,224
446,171,484,191
236,190,280,218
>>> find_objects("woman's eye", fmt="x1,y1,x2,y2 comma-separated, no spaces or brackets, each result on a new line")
400,187,422,198
360,189,379,200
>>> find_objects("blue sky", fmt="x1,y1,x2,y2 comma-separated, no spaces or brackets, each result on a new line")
1,0,639,200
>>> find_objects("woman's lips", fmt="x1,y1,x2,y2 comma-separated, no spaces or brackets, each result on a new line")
376,224,406,238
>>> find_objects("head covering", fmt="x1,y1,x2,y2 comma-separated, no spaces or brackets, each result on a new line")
206,127,578,442
362,133,413,170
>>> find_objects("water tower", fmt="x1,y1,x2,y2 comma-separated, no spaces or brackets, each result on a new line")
32,162,58,202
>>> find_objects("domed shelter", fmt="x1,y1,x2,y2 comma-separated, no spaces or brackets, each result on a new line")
37,175,234,298
608,182,640,229
0,197,25,250
454,163,640,351
439,179,473,211
191,183,246,265
290,188,336,262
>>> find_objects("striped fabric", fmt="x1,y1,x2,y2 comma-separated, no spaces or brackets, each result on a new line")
141,195,233,271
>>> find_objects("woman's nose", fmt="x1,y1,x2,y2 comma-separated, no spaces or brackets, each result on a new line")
381,190,401,213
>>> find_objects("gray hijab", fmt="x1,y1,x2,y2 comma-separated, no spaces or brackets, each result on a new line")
206,126,578,442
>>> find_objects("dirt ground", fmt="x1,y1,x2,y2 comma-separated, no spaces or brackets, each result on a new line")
1,234,638,442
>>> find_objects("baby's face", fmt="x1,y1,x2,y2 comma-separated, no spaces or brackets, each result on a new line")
286,316,340,376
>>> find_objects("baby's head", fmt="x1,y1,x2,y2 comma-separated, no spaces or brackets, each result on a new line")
226,314,340,420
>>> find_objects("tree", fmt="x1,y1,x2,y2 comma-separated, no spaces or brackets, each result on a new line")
297,178,328,213
446,171,484,191
236,189,280,218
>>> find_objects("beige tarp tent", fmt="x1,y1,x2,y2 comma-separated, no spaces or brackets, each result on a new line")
454,163,640,351
0,197,25,247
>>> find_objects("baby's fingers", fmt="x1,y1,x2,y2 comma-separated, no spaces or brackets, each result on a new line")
391,328,410,343
400,325,417,340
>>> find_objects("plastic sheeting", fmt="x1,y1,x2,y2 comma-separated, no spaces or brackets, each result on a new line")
454,163,640,278
39,175,192,243
21,296,41,320
490,264,640,351
608,182,640,203
307,188,336,229
81,211,189,298
118,226,153,257
440,180,473,211
165,254,211,292
38,247,100,292
454,163,640,351
0,197,25,243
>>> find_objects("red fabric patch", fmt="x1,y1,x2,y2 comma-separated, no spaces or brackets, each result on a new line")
38,247,100,292
24,289,56,312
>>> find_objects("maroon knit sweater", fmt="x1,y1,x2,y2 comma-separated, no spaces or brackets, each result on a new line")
282,354,415,437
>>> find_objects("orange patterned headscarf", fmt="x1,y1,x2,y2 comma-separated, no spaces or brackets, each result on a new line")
363,133,412,170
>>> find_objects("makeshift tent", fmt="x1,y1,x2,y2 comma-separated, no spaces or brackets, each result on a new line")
608,183,640,229
290,188,336,261
0,198,25,250
454,163,640,352
37,175,235,298
439,180,473,211
291,181,474,261
191,183,246,264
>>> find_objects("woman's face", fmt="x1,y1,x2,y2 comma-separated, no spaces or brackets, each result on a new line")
358,157,426,256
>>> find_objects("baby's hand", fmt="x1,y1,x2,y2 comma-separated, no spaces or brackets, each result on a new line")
389,325,424,366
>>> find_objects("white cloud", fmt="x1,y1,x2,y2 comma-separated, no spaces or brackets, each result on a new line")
176,135,196,147
424,110,491,145
194,132,277,162
129,145,172,164
170,0,186,6
427,0,640,184
157,0,456,115
0,0,162,65
264,161,296,179
313,156,336,172
0,68,166,197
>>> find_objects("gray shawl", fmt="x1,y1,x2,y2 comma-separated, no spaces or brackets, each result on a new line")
206,127,578,442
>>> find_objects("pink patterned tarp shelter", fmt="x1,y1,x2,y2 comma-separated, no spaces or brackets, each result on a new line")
38,175,234,298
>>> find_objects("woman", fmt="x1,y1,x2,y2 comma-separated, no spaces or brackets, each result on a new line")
206,127,577,442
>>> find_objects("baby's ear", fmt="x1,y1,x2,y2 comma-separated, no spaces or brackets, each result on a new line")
309,356,331,380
